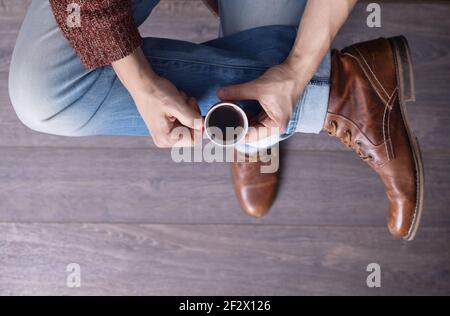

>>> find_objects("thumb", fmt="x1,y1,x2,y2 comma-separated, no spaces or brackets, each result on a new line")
217,81,259,101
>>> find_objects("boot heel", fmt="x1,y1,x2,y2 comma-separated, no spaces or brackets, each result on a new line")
389,36,416,103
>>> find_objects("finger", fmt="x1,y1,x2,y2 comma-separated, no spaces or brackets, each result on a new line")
187,96,201,113
169,121,196,147
187,97,204,132
192,127,203,146
150,117,177,148
170,98,203,131
244,122,278,143
167,114,177,123
217,82,260,101
180,91,188,102
258,109,289,134
279,115,291,134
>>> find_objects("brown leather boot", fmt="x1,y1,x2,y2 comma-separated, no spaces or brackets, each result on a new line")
325,36,424,241
231,148,279,218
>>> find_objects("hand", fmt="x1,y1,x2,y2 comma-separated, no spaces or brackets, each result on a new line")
217,62,307,142
112,48,203,148
134,76,203,148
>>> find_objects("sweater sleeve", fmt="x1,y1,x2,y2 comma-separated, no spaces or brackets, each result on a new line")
49,0,143,70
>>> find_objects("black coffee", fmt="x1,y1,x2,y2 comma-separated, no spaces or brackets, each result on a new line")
208,105,244,142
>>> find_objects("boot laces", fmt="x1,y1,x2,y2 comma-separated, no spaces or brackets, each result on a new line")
327,120,374,162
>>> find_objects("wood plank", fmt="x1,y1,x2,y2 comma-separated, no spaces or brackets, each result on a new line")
0,0,30,13
138,0,219,42
1,2,449,151
0,0,30,71
0,223,449,295
0,147,448,226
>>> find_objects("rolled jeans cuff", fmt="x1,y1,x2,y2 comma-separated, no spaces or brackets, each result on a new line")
296,80,330,134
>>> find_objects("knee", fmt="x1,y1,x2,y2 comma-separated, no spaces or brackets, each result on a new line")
8,56,80,136
9,64,46,134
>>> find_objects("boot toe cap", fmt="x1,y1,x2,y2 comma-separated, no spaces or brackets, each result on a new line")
237,187,276,218
387,200,417,240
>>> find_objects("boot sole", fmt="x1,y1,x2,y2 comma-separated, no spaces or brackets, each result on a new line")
389,36,425,242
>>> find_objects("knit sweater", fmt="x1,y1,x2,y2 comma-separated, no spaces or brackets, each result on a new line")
50,0,219,70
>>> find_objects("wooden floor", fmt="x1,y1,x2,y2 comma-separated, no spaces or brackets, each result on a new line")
0,0,449,296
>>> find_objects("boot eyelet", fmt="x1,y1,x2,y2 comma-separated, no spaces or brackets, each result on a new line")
327,121,338,136
356,140,362,145
368,154,374,161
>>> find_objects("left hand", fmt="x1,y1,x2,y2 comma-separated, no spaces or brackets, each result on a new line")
217,62,308,142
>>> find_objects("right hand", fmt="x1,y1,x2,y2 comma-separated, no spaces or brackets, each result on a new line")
112,48,203,148
133,76,203,148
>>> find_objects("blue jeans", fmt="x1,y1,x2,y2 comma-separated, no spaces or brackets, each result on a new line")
9,0,330,151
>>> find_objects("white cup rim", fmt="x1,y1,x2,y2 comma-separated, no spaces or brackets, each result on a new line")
204,102,249,147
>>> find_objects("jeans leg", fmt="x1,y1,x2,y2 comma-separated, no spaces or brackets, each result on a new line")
133,0,161,27
219,0,331,153
295,55,331,134
9,0,159,136
219,0,307,37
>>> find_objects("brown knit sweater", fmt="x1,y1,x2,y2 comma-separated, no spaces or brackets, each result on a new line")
50,0,219,70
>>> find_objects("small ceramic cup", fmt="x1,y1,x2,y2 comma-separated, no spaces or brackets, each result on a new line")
204,102,249,147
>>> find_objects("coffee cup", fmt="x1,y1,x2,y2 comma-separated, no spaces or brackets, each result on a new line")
204,102,249,147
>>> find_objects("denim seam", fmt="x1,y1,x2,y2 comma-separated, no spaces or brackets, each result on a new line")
310,79,330,86
318,85,330,132
296,86,309,133
146,55,268,71
279,93,302,140
289,103,301,134
149,56,332,85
